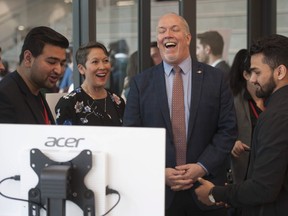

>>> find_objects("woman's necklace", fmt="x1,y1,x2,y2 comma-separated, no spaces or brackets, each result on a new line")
104,97,107,112
82,85,108,100
105,97,112,119
83,86,112,119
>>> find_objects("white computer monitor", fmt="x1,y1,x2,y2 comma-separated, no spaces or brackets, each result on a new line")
0,124,165,216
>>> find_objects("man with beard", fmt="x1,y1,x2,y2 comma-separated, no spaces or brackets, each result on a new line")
195,34,288,216
0,26,69,124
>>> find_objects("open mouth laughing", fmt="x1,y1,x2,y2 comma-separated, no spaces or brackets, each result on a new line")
165,42,177,49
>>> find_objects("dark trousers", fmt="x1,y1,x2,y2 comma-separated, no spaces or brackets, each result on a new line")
166,190,227,216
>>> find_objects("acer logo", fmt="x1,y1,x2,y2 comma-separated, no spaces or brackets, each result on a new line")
44,137,85,148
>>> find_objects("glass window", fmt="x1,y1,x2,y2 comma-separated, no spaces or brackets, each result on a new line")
0,0,72,72
196,0,247,65
2,0,288,90
277,0,288,37
95,1,181,96
96,1,137,96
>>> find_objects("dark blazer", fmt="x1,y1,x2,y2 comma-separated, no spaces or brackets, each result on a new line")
213,85,288,216
123,59,237,209
0,71,55,124
215,60,230,80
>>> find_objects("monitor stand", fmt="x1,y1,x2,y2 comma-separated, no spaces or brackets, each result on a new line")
28,149,95,216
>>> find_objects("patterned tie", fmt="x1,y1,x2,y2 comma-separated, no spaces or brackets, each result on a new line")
172,66,186,165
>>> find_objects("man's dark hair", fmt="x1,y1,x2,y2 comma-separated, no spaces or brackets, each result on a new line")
19,26,69,63
197,31,224,56
250,34,288,70
76,41,109,67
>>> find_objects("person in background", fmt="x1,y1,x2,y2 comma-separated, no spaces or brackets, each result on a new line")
195,34,288,216
123,12,237,216
0,47,6,81
0,26,69,124
109,39,129,96
55,41,125,126
150,41,162,65
1,60,11,80
58,46,74,93
121,41,162,101
196,30,230,78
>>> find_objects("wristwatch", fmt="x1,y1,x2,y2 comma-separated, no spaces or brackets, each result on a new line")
208,187,216,204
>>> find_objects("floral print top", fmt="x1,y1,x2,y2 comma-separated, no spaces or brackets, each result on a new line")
55,87,125,126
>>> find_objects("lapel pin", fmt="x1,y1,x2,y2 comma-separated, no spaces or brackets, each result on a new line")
197,70,203,74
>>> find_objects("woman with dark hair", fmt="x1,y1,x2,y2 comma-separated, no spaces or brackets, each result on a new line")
229,49,251,96
229,48,265,189
55,41,125,126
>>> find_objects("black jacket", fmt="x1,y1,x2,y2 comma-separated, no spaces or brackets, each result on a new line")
0,71,55,124
213,85,288,216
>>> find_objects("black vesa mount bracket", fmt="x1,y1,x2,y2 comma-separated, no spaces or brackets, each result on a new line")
28,148,95,216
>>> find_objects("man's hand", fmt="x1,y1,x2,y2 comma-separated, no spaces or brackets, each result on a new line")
175,163,206,182
195,177,215,206
166,163,206,191
165,167,193,191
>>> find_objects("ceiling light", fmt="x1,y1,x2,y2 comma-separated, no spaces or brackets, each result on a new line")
17,25,25,31
116,0,134,6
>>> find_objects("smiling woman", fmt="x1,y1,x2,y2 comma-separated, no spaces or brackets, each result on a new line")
55,41,125,126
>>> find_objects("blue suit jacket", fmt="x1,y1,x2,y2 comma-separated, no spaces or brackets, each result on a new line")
123,59,237,209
